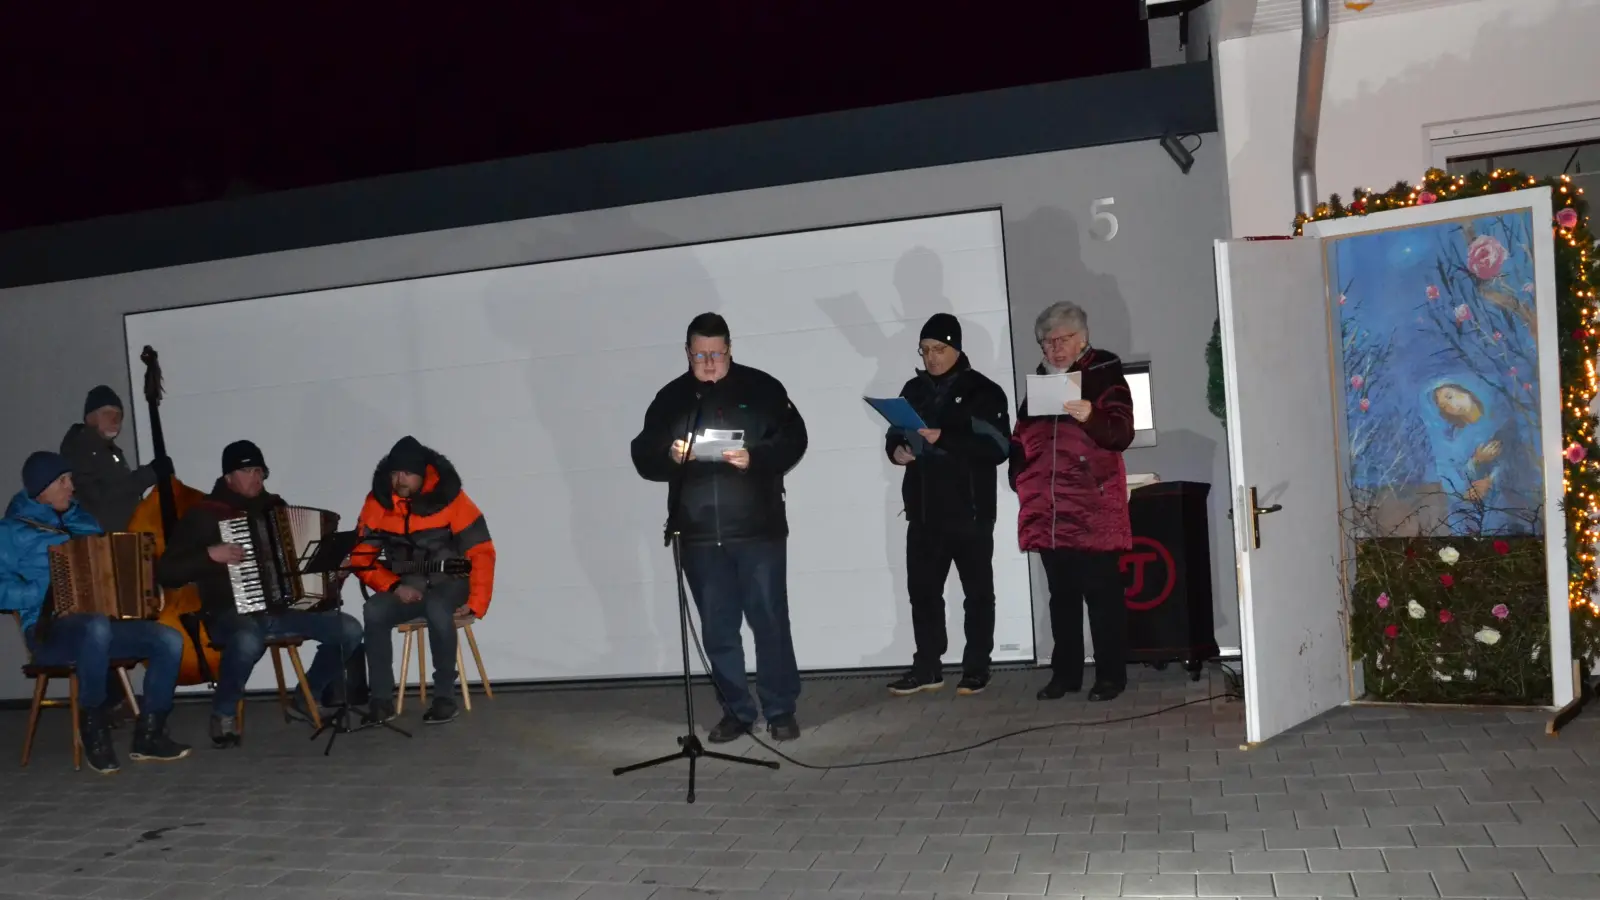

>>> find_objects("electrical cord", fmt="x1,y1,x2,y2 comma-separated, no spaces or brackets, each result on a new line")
677,591,1244,771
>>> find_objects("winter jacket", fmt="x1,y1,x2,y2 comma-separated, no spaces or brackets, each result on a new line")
349,443,497,618
0,491,104,635
884,355,1012,527
1009,348,1136,553
631,361,808,546
59,423,156,532
155,478,288,620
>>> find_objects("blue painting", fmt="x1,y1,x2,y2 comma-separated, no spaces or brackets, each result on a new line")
1331,211,1544,537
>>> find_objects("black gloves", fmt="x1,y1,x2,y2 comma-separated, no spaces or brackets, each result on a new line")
150,456,174,479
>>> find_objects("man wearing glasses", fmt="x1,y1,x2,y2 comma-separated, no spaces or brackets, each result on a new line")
630,312,809,743
883,313,1012,697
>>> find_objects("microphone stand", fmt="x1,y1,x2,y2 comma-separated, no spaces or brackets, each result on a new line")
612,404,779,802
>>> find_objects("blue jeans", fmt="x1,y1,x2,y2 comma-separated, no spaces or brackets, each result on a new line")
680,538,800,723
27,615,183,714
209,610,363,716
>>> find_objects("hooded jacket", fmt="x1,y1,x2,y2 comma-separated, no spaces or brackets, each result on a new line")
349,442,496,618
155,477,287,619
0,491,104,635
630,361,808,546
884,354,1012,527
1008,348,1136,553
59,423,156,533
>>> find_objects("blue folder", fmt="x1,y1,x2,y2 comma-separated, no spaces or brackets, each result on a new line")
864,396,927,431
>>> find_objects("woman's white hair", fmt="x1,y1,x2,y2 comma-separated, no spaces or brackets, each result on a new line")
1034,301,1089,344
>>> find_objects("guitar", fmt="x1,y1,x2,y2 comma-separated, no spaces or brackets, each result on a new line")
382,558,472,577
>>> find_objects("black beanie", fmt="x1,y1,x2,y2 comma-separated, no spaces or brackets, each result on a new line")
221,440,268,477
83,385,123,417
386,436,428,475
919,313,962,351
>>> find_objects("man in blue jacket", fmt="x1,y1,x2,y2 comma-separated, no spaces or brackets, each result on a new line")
0,452,191,773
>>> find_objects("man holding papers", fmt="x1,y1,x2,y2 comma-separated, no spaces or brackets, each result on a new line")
630,313,809,743
881,314,1011,697
1010,300,1136,703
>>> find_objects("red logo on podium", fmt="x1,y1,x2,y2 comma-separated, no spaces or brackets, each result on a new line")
1120,536,1176,611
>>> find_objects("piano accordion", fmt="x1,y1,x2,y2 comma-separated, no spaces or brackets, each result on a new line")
46,533,162,620
218,505,341,614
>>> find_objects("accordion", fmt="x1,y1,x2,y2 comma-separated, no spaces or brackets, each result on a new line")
217,505,341,614
46,533,162,620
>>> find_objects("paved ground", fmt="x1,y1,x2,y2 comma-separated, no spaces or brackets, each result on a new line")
0,664,1598,899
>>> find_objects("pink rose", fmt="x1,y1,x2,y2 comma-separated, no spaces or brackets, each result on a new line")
1467,235,1509,280
1418,191,1438,205
1426,285,1441,300
1493,331,1503,341
1376,592,1390,609
1492,603,1509,619
1359,398,1371,413
1568,443,1588,464
1558,207,1579,229
1454,304,1472,324
1338,293,1347,305
1351,374,1365,390
1509,367,1518,377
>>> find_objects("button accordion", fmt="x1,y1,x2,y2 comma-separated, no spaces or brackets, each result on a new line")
217,505,341,614
46,533,162,620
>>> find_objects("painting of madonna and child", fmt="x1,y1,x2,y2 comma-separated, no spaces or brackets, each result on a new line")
1332,207,1550,542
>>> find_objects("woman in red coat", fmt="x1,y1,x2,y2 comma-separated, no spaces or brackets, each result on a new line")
1009,301,1136,702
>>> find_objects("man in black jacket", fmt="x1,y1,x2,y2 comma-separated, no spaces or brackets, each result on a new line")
630,313,809,743
155,440,363,748
59,385,170,533
884,314,1012,697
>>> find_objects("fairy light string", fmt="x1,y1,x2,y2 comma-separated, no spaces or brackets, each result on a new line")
1295,167,1600,660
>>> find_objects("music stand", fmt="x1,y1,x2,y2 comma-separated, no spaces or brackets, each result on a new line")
296,530,413,754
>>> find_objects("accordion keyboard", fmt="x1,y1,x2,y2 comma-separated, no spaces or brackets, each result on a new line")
219,516,268,614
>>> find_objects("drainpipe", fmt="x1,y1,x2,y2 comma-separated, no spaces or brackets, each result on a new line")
1292,0,1331,218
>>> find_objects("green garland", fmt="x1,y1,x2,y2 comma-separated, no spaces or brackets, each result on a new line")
1295,167,1600,674
1205,316,1225,425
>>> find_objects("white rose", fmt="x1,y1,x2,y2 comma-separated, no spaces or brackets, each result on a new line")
1407,599,1426,619
1475,627,1502,645
1463,668,1477,680
1438,546,1460,565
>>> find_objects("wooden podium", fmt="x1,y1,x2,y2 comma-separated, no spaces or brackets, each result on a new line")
1119,480,1220,680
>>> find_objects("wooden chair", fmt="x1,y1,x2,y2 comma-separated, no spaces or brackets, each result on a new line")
209,634,323,733
395,611,492,714
9,613,143,770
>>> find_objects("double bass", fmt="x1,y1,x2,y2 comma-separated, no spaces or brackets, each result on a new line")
127,346,221,685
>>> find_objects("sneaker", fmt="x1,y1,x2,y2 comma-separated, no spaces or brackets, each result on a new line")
422,696,459,724
129,712,191,762
887,670,944,696
956,672,990,695
766,715,801,742
79,709,120,774
209,714,241,749
364,699,396,724
1036,678,1082,700
707,713,753,744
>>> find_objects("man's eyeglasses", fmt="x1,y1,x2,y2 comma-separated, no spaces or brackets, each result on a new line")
690,351,728,364
1041,335,1080,351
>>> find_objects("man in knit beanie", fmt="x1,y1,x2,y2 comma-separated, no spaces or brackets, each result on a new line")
59,385,172,533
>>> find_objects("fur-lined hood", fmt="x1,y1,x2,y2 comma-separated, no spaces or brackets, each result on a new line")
368,441,462,517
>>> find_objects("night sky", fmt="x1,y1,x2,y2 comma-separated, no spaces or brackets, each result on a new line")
1,3,1150,232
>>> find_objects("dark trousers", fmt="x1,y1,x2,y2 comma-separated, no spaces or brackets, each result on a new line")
28,615,183,714
363,579,469,702
906,521,996,677
1039,547,1128,688
209,610,363,717
681,538,800,724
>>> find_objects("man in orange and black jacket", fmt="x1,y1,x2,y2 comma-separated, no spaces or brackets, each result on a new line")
350,436,495,724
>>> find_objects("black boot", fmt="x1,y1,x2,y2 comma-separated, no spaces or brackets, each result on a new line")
209,714,241,749
78,708,119,774
130,711,192,762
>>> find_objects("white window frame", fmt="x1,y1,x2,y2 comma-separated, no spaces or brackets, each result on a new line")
1427,102,1600,167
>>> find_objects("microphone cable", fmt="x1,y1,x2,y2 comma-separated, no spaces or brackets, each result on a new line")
676,588,1244,772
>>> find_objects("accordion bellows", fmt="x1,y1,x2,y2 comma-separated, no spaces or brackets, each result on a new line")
47,533,162,620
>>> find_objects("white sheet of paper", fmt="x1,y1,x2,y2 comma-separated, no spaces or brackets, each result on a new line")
1025,372,1082,416
689,429,746,460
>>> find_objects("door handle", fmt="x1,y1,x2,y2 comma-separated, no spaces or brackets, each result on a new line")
1248,486,1282,550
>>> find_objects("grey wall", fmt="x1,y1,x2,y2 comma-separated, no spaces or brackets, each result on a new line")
0,137,1234,700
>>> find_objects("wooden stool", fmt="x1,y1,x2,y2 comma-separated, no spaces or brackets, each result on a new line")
396,612,492,714
11,612,144,770
211,635,323,733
